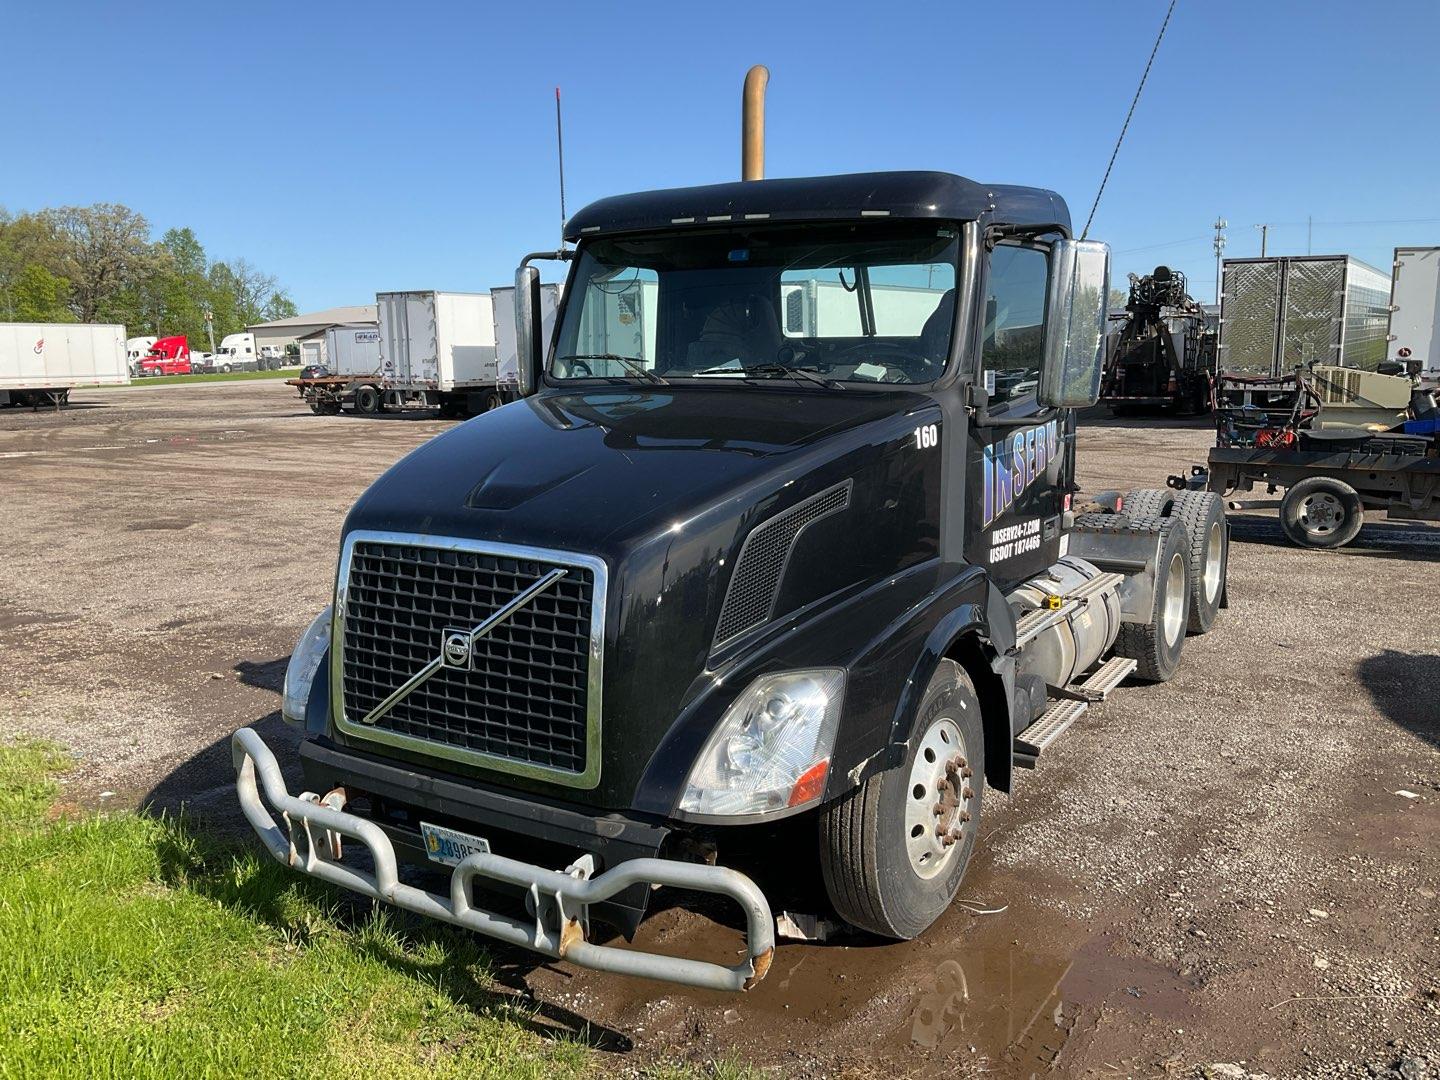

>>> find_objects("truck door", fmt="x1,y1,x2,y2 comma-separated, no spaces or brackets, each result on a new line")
963,241,1066,588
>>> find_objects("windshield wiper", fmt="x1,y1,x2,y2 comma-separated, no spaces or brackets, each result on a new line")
557,353,669,385
695,362,845,390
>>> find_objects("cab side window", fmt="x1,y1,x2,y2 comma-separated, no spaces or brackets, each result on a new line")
983,244,1049,406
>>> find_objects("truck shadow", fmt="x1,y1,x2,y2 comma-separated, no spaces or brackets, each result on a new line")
1356,649,1440,751
1226,515,1440,562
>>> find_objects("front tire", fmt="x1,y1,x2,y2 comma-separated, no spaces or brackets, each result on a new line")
820,659,984,939
1280,477,1363,548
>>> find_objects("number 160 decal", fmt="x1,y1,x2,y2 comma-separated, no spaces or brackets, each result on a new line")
913,423,939,449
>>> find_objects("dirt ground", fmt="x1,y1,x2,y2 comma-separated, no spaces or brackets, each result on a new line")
2,381,1437,1080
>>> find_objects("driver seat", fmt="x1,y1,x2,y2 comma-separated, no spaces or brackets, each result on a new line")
689,293,784,369
919,288,957,361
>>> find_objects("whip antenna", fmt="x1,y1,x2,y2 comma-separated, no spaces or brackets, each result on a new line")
555,86,568,248
1081,0,1178,240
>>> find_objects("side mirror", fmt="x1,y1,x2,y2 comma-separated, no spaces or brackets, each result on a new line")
514,265,543,396
1039,238,1111,408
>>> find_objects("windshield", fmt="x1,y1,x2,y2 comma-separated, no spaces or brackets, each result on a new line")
550,221,960,387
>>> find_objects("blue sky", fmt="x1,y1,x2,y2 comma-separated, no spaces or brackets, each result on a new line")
5,1,1438,312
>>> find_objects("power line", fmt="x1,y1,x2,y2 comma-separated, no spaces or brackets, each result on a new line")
1112,234,1210,255
1081,0,1178,240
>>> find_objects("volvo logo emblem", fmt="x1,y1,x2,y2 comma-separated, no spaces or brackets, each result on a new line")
441,630,472,668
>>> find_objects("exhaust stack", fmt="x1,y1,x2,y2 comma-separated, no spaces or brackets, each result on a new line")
742,65,769,181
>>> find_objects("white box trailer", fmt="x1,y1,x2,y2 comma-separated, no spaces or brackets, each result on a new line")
376,291,496,391
1388,246,1440,378
320,324,382,376
491,283,561,391
1,322,129,406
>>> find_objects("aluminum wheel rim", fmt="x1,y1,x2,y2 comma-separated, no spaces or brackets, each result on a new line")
1162,550,1186,646
904,715,973,880
1299,492,1342,536
1203,521,1223,604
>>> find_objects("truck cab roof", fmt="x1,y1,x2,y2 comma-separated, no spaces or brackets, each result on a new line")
564,170,1071,241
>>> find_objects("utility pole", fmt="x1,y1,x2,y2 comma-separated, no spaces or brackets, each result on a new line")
1212,217,1227,305
1254,223,1271,257
203,309,216,355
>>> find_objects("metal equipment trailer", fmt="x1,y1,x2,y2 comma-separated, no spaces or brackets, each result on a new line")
1189,365,1439,547
233,81,1229,993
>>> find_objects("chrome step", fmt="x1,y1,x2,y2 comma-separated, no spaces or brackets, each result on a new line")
1011,572,1125,651
1013,655,1138,768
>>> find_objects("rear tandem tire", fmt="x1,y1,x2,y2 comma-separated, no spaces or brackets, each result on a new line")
354,385,380,416
1111,515,1190,682
1171,490,1228,633
820,659,984,940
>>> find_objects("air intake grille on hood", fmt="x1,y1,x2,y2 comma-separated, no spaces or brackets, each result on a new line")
713,480,852,648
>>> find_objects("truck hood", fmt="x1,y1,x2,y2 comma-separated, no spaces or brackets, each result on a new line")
345,385,923,549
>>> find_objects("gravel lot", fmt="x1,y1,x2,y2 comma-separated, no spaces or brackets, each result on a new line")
2,381,1436,1079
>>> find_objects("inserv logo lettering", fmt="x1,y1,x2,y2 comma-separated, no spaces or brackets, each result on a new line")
981,420,1059,528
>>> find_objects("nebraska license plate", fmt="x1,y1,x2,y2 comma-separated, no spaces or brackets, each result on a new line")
419,822,490,867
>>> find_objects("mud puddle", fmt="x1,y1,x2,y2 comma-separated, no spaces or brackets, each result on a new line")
526,855,1200,1077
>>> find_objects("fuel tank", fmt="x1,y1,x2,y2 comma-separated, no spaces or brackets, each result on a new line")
1006,556,1121,706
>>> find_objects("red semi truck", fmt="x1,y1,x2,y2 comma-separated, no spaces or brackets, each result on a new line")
139,335,192,376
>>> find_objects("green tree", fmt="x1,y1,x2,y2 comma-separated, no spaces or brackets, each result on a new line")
10,264,75,322
41,204,158,322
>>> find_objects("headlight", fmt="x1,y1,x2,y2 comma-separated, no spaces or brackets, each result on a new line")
677,669,845,818
281,606,332,726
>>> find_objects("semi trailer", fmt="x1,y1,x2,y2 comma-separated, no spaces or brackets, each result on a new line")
233,157,1230,991
1,322,129,406
292,290,544,417
1388,246,1440,380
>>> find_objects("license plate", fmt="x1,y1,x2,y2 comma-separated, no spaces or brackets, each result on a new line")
420,822,490,867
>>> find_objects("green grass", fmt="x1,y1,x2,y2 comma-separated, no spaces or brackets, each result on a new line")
0,739,744,1080
100,368,299,388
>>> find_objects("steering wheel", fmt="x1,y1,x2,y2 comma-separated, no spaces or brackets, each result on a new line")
568,359,593,378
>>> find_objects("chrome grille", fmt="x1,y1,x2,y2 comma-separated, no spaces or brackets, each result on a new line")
334,533,604,786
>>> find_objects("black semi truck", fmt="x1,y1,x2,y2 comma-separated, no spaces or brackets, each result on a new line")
233,169,1229,993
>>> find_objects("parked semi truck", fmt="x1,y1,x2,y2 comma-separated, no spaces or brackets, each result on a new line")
1101,266,1216,414
234,153,1231,990
291,290,526,417
2,322,129,406
138,335,192,376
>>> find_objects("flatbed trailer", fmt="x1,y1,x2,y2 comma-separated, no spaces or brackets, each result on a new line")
1202,444,1439,539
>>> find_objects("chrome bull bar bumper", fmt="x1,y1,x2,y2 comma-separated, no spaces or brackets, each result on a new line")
231,727,774,992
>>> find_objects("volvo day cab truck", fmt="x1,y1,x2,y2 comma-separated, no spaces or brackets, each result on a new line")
2,322,129,406
233,170,1230,993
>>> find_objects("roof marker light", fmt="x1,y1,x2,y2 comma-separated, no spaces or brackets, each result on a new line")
860,209,890,217
671,216,696,224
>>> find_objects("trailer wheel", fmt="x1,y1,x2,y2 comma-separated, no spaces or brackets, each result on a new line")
820,659,983,940
1280,477,1364,549
1111,516,1190,682
1172,490,1228,634
354,386,380,415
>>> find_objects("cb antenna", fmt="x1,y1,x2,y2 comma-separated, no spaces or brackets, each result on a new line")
555,86,568,249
